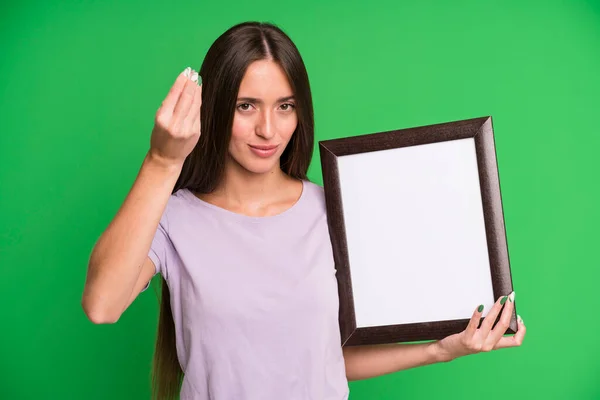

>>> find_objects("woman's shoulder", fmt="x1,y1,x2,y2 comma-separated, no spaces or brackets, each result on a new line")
158,188,199,225
302,180,324,199
166,188,195,208
301,180,327,211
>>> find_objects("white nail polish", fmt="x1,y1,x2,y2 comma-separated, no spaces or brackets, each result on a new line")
191,70,199,83
517,314,523,324
509,291,515,302
183,67,192,78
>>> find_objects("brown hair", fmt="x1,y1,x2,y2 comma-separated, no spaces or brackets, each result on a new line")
151,21,315,399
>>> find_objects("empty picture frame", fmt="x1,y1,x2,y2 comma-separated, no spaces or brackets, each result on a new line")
319,116,518,347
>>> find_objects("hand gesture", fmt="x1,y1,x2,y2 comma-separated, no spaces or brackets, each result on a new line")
149,67,202,167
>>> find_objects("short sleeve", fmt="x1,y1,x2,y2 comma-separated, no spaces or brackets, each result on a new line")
141,206,173,291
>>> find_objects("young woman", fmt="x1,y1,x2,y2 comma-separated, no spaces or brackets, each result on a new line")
82,21,526,400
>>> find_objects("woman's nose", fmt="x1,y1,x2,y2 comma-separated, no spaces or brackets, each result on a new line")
256,110,275,139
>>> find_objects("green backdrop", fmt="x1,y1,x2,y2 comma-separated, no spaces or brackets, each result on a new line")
1,0,599,398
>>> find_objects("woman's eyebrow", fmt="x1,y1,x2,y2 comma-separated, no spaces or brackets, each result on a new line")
237,96,295,103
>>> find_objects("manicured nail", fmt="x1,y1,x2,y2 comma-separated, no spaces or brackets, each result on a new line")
500,296,508,305
508,291,515,303
517,314,523,324
191,70,199,83
183,67,192,78
478,304,484,312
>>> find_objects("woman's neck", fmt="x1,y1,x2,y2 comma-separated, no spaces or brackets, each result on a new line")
199,160,301,217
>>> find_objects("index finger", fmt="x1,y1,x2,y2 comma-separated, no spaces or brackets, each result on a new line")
161,67,192,115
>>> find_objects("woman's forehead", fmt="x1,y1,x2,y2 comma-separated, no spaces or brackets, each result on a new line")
238,60,293,99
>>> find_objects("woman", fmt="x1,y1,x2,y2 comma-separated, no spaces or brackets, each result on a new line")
82,21,526,400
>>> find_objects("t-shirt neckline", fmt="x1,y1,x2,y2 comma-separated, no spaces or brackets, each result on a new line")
181,179,307,223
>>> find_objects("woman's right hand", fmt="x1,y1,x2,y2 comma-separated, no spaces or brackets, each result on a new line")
149,67,202,167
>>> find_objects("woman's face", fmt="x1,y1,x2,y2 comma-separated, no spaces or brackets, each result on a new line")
228,59,298,175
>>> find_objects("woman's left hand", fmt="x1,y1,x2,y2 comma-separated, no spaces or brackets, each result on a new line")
434,292,526,362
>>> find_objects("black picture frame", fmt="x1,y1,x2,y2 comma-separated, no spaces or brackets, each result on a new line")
319,116,518,346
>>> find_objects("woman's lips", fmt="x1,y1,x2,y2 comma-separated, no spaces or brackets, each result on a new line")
249,144,279,158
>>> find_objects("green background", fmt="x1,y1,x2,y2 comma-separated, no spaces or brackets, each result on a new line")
1,0,599,398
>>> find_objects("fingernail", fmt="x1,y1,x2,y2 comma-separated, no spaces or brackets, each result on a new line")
500,296,508,305
183,67,192,78
477,304,484,312
191,70,199,83
517,314,523,324
508,291,515,303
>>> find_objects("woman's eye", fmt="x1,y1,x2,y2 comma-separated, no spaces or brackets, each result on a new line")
237,103,252,111
280,103,296,111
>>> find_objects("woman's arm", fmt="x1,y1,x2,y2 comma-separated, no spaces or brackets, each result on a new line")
82,154,182,324
81,68,202,324
343,341,449,381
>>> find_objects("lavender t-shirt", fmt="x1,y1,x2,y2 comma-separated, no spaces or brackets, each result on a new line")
147,180,350,400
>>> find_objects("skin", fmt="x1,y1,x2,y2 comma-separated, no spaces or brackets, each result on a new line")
197,59,303,217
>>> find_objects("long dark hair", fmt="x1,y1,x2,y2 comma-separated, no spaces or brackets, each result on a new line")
151,21,315,399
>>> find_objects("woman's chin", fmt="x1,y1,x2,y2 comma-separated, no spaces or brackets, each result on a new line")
227,152,283,176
